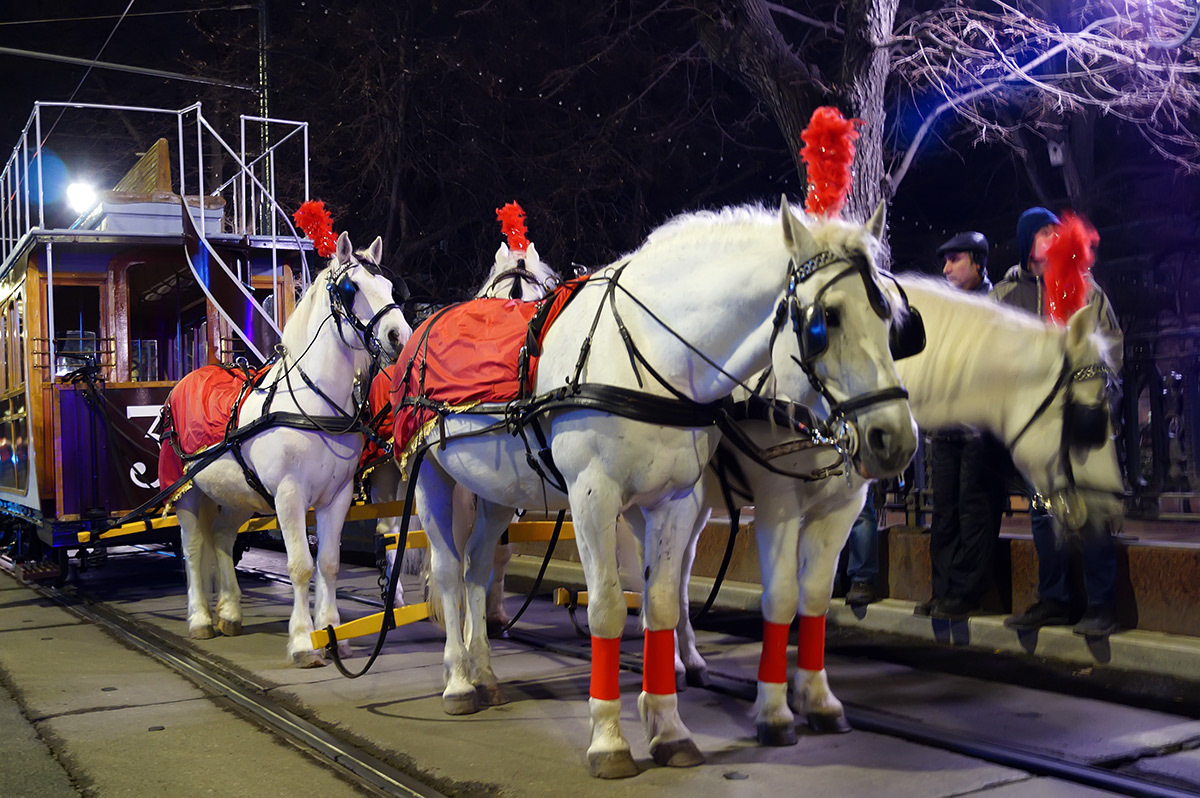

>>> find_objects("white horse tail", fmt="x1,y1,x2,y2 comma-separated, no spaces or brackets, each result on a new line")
422,551,444,630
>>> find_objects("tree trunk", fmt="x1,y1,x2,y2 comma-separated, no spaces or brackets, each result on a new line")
693,0,823,175
839,0,898,230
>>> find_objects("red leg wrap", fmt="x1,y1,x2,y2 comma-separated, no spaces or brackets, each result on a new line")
796,614,825,672
590,635,621,701
757,620,791,683
642,628,676,695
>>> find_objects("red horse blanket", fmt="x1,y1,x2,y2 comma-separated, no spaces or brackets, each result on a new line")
360,364,396,470
158,365,260,491
390,282,586,470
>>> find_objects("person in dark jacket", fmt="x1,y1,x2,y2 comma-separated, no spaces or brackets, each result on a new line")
914,232,1009,620
994,207,1123,638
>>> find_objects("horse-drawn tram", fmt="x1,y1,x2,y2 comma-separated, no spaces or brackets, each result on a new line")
0,101,315,578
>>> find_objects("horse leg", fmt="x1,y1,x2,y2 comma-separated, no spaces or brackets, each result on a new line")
790,494,865,734
463,500,515,705
674,507,710,689
485,538,513,637
567,471,638,779
175,491,218,640
211,507,251,637
314,482,355,661
751,486,802,746
638,489,706,770
274,482,322,667
416,464,476,714
370,463,405,606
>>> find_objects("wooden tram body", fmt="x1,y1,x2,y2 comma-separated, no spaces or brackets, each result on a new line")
0,101,316,573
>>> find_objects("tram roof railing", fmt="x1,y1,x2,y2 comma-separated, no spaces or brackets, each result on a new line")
0,101,321,367
0,101,316,285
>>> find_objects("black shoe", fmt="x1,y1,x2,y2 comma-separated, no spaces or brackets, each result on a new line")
930,597,978,621
913,600,934,618
1004,599,1072,630
1073,606,1118,637
845,580,877,607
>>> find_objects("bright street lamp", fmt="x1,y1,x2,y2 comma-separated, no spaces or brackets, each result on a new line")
66,182,97,215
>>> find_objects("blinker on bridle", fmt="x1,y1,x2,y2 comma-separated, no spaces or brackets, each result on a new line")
327,257,406,359
771,251,920,419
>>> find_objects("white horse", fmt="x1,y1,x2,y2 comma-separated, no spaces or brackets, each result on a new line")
368,240,559,615
671,274,1122,745
406,199,917,778
169,233,412,666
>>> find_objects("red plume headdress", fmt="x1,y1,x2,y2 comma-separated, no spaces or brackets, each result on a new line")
496,201,530,253
800,107,863,218
1043,211,1099,325
293,200,338,259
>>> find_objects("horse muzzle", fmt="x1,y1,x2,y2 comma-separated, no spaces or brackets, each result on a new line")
848,405,918,480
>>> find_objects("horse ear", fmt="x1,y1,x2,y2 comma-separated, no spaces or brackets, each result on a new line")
495,243,510,262
1066,301,1101,350
780,195,816,254
867,200,887,240
335,231,353,264
366,235,384,265
525,241,539,262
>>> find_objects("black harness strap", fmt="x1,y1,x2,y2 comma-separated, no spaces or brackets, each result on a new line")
496,509,567,635
693,446,745,622
1009,358,1071,449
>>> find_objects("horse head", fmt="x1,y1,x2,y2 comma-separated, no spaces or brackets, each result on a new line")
1064,302,1117,449
482,241,560,300
327,231,413,362
771,197,918,480
1040,301,1124,530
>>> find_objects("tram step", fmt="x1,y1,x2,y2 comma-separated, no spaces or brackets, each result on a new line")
14,560,62,583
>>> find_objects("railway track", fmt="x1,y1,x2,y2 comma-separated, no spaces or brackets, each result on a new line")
5,548,1198,798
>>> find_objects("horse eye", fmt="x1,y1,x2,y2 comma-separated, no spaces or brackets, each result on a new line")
825,307,842,328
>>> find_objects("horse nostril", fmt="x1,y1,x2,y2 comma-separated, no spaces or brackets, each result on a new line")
867,426,888,454
388,329,401,348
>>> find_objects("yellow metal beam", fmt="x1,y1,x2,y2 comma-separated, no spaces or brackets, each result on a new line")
553,588,641,610
77,500,420,544
381,519,575,553
309,602,430,649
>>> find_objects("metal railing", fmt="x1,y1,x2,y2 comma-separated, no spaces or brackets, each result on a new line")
0,101,319,374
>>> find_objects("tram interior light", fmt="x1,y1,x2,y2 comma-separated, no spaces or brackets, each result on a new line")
67,182,97,215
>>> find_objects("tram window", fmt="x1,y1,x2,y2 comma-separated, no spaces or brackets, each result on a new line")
53,285,102,376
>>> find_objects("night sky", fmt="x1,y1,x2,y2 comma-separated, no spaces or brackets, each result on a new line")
2,1,1196,323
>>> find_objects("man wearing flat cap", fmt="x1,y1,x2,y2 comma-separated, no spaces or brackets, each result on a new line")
915,231,1009,621
938,231,990,292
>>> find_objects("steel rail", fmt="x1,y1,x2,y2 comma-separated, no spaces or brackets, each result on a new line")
17,551,1193,798
0,559,448,798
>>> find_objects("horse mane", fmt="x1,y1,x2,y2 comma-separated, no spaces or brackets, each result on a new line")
896,275,1117,398
633,203,901,322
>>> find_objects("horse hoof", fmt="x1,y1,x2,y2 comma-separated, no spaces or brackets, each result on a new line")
336,641,352,660
486,619,509,639
755,722,798,747
588,750,639,779
217,618,242,637
650,738,705,768
807,712,851,734
478,684,508,707
189,625,216,640
291,650,327,669
685,667,710,688
442,691,480,715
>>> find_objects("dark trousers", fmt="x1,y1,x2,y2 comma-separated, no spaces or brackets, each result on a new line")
929,434,1008,604
1030,505,1118,610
